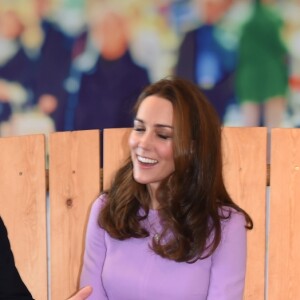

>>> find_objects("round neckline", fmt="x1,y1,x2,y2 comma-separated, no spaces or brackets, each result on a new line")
149,207,160,214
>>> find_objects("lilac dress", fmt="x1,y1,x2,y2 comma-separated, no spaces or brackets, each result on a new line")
80,195,247,300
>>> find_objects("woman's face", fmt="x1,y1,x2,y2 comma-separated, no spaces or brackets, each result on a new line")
129,95,175,191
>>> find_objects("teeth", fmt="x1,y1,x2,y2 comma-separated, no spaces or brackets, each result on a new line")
137,155,158,164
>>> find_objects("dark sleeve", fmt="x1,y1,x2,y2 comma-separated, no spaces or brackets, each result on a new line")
174,30,197,82
0,217,34,300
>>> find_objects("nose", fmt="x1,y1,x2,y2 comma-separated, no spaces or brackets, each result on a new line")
138,131,153,150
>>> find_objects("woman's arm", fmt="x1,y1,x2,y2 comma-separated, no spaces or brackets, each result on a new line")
206,211,247,300
80,196,108,300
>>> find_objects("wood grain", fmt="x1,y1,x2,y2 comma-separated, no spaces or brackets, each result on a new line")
268,128,300,300
0,127,271,299
222,127,267,300
0,134,47,300
103,128,131,190
49,130,101,300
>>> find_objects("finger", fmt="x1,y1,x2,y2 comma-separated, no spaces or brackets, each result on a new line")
69,286,93,300
77,286,93,299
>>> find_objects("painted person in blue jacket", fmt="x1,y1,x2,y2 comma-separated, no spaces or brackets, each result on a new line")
64,4,150,131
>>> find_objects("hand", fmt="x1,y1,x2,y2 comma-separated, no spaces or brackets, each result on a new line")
67,286,93,300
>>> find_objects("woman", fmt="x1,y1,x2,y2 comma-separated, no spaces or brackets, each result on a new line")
80,77,253,299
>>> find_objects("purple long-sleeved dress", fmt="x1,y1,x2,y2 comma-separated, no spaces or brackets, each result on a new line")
80,195,247,300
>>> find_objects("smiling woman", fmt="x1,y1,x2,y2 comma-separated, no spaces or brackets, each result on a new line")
79,76,253,300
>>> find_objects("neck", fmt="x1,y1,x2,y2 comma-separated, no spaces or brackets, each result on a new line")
147,184,160,210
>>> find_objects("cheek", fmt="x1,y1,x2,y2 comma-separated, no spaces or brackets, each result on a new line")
160,143,174,162
128,133,137,151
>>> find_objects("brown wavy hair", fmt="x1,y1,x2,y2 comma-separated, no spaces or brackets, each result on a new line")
99,76,253,262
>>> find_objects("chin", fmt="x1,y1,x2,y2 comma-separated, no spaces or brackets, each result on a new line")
133,175,149,185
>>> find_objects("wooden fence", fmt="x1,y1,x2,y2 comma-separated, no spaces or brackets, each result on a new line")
0,127,299,300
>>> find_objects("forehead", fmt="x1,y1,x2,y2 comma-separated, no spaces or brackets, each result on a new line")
136,95,173,126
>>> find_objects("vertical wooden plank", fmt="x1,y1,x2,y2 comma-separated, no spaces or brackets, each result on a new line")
268,128,300,300
103,128,131,190
222,127,267,300
0,134,47,300
49,130,101,300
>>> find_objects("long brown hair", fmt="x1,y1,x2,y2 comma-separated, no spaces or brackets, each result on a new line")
99,76,253,262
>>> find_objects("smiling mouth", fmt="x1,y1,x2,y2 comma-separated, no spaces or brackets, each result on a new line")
137,155,158,165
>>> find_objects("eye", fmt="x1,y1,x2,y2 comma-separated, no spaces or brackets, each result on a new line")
133,126,145,133
157,132,172,140
157,134,169,140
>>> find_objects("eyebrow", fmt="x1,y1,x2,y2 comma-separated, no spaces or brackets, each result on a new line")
134,118,173,129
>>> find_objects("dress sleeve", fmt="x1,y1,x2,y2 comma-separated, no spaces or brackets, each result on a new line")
80,195,108,300
206,211,247,300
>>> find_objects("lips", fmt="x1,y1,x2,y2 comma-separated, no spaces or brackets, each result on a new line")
137,155,158,165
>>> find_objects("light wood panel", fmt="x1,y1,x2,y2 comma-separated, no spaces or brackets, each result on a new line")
0,134,47,300
49,130,101,300
222,127,267,300
268,128,300,300
103,128,131,190
0,128,270,299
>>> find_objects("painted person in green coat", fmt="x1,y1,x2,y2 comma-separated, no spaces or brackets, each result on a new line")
235,0,289,130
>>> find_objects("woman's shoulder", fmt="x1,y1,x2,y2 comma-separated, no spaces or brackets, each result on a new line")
85,193,108,235
219,206,247,231
211,206,248,253
91,193,107,212
87,193,108,224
